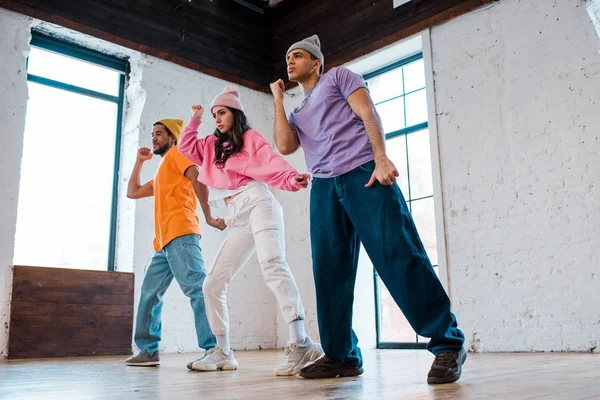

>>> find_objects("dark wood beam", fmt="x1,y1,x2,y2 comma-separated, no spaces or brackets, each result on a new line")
0,0,493,92
271,0,494,82
0,0,273,92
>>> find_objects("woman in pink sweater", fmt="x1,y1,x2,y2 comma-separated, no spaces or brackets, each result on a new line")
178,86,323,375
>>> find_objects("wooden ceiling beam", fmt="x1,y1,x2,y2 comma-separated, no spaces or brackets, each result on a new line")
0,0,493,92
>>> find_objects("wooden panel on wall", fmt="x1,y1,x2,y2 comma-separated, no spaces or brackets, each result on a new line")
271,0,494,81
8,265,134,359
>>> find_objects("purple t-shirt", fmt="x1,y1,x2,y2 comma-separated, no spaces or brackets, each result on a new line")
289,67,374,178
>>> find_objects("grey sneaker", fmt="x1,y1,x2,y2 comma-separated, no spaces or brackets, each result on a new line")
125,350,160,366
274,337,324,376
191,347,238,371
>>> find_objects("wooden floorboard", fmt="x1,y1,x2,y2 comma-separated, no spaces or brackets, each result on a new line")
0,349,598,399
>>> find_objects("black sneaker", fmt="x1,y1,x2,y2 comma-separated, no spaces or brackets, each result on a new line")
298,356,364,379
427,347,467,384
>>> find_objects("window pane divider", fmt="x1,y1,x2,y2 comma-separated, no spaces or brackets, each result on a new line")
27,74,120,103
107,74,126,271
408,194,434,203
374,87,426,107
385,122,429,140
363,52,423,80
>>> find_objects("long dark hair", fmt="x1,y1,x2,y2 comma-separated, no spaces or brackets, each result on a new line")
213,107,251,168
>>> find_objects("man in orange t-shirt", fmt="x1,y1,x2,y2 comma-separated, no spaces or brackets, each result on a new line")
125,118,226,368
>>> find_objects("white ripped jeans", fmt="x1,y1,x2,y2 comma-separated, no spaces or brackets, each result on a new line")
203,184,305,335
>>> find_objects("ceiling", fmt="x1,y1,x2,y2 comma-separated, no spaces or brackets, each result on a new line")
0,0,493,91
234,0,289,12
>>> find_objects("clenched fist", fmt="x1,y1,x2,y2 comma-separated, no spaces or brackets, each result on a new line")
270,79,285,102
137,147,152,161
294,173,311,189
191,105,204,121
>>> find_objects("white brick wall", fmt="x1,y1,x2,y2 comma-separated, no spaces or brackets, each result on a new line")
431,0,600,352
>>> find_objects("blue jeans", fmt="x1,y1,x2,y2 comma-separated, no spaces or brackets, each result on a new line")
134,233,216,355
310,160,464,367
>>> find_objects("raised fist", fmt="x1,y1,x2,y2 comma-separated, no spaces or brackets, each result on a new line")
137,147,152,161
191,105,204,121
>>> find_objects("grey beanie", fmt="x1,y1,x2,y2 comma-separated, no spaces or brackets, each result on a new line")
286,34,324,75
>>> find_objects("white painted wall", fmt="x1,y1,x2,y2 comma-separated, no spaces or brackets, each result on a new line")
0,9,31,357
587,0,600,39
431,0,600,352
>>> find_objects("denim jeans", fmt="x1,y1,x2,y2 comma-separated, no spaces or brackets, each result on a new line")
134,233,216,355
203,184,305,335
310,160,464,367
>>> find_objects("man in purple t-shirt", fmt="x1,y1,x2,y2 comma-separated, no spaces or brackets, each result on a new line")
270,35,466,384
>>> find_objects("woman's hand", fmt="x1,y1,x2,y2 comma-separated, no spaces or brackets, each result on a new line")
294,173,311,189
191,105,204,121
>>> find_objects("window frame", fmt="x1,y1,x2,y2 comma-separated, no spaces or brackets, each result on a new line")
365,53,434,350
24,32,128,271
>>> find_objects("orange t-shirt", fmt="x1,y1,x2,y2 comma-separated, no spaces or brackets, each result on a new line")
150,147,201,251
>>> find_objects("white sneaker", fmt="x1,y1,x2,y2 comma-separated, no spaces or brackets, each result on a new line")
191,347,238,371
274,337,324,376
187,352,208,370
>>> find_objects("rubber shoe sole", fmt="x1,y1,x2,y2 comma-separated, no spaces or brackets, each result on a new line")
299,365,364,379
192,360,238,372
275,344,324,376
299,366,364,379
126,361,160,367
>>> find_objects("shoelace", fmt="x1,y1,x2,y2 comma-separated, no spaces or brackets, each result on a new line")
283,343,298,361
435,352,457,368
203,347,223,361
206,347,217,355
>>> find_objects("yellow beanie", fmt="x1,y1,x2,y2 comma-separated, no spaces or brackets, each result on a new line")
155,118,184,143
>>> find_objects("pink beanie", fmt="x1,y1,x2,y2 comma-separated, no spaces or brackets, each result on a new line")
210,86,245,113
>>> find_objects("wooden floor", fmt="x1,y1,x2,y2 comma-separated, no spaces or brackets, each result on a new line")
1,349,598,399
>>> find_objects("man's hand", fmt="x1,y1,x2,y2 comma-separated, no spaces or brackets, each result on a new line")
294,173,311,189
270,79,285,103
365,157,399,187
137,147,153,162
206,217,226,231
191,105,204,121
